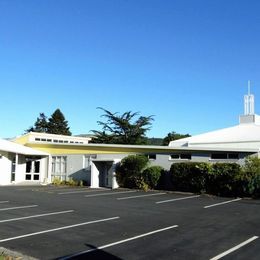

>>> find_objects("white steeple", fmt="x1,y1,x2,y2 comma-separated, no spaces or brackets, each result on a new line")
240,81,260,125
244,80,255,115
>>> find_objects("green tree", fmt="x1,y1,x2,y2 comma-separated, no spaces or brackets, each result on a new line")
25,113,49,133
162,131,191,146
47,109,72,136
91,108,154,144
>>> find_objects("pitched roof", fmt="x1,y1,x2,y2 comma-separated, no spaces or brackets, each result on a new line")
169,122,260,151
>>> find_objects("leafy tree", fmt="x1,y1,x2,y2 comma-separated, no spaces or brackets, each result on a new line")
47,109,72,136
91,108,154,144
162,131,191,146
26,113,49,133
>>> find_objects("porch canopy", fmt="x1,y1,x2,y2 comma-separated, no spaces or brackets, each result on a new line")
0,138,49,156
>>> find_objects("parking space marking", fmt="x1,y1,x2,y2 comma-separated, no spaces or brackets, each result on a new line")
0,205,38,211
117,192,166,200
0,201,9,204
84,191,136,198
210,236,259,260
58,189,106,195
0,216,120,243
0,210,74,223
204,198,242,209
156,195,200,204
61,225,179,259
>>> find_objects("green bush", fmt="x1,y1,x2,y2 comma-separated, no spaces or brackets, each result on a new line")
170,162,209,193
206,163,242,196
241,157,260,198
52,177,87,187
116,155,149,188
142,166,164,189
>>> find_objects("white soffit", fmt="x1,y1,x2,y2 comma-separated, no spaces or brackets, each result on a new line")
0,138,49,156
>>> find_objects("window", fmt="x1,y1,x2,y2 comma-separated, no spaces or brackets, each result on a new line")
52,156,67,173
147,154,156,160
180,154,191,160
83,155,97,169
211,153,227,159
26,161,32,173
170,154,191,160
211,153,239,160
170,154,180,159
33,175,40,180
228,153,239,159
34,161,40,173
26,174,31,180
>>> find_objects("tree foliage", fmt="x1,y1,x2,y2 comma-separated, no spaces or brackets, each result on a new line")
115,155,163,190
26,113,49,133
162,131,191,146
115,155,149,188
25,109,71,136
47,109,71,136
91,108,154,144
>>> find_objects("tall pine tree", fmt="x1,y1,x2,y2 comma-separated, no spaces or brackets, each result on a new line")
25,109,72,136
47,109,72,136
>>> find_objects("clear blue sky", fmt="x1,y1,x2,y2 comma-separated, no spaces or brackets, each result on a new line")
1,0,260,138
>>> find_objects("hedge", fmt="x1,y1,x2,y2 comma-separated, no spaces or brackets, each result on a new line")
170,162,209,193
142,166,164,189
116,155,260,197
170,159,260,198
206,163,242,196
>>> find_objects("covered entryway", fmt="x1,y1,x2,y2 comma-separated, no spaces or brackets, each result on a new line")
90,159,120,189
0,138,50,185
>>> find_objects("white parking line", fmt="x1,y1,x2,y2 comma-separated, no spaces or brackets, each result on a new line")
36,187,91,192
60,225,178,259
84,191,136,197
59,189,106,195
156,195,200,204
117,193,166,200
0,216,120,243
0,210,74,223
0,201,9,204
204,198,242,209
210,236,259,260
0,205,38,211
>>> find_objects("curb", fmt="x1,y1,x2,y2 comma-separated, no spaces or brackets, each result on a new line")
0,247,38,260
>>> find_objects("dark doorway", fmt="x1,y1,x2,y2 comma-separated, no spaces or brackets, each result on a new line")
94,161,113,188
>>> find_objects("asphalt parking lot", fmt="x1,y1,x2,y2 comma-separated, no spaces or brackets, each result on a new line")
0,186,259,260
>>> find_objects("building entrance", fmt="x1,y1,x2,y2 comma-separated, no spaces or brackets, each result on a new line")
25,157,41,181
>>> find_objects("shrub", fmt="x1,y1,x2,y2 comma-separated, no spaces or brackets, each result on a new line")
206,163,242,196
52,177,63,186
115,155,149,188
241,156,260,198
142,166,164,189
170,162,209,193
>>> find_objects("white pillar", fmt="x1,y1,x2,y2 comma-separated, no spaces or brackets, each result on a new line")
111,159,120,189
90,162,99,188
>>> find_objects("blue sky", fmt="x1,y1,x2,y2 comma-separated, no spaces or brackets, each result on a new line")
1,0,260,138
